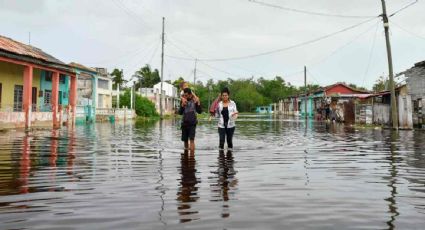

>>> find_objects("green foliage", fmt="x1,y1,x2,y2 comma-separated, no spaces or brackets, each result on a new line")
373,75,387,92
135,65,160,89
111,69,125,90
119,90,158,117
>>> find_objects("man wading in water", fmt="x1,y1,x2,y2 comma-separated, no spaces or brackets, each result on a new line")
179,88,202,154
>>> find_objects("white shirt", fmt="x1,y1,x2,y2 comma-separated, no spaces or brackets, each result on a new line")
216,100,238,128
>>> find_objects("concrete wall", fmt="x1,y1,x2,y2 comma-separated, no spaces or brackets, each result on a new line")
373,103,390,125
0,111,54,129
398,94,413,129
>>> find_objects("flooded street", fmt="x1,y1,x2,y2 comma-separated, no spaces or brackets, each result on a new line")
0,115,424,229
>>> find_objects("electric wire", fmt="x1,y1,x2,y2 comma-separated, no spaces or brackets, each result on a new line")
248,0,376,19
391,20,425,41
167,17,378,62
361,22,380,88
389,0,419,17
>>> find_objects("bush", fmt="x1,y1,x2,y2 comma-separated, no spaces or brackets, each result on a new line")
135,95,158,117
119,90,158,117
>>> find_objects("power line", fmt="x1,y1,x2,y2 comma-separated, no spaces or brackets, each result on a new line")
389,0,418,17
147,38,161,64
361,22,380,88
306,69,321,85
391,20,425,41
248,0,376,19
309,20,380,67
168,17,378,62
112,0,152,30
165,38,244,78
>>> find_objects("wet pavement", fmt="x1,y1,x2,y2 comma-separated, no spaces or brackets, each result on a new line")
0,115,424,229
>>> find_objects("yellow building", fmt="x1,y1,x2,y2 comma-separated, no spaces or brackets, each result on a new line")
0,61,42,111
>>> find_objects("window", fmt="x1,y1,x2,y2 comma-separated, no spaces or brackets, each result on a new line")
98,79,109,90
45,72,52,82
13,85,23,111
44,90,52,104
60,75,66,84
32,87,37,111
58,91,63,105
32,87,37,104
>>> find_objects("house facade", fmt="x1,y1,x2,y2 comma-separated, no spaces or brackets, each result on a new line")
69,62,98,123
0,35,77,129
139,82,178,115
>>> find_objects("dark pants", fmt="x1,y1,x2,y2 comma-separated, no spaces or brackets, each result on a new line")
218,127,235,149
181,125,196,142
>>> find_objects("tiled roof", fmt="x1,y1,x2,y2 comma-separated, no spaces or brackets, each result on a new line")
0,35,65,65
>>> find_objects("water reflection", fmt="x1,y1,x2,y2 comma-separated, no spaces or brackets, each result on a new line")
210,150,238,218
0,118,425,229
19,134,30,194
386,131,399,230
176,152,200,223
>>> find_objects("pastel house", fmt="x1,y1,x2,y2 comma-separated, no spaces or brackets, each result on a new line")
0,35,77,129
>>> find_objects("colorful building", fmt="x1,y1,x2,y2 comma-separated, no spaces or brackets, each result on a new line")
69,62,98,123
0,35,77,129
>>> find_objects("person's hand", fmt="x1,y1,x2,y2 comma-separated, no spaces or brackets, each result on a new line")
194,96,200,105
193,95,199,103
181,97,187,106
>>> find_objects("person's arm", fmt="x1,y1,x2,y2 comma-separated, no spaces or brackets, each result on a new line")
178,101,185,115
195,102,202,114
231,102,239,119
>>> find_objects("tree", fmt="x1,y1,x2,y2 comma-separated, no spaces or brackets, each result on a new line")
348,83,369,92
136,65,160,88
111,69,126,90
372,75,387,92
173,77,185,89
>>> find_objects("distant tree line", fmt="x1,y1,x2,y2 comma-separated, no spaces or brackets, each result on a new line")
110,64,386,113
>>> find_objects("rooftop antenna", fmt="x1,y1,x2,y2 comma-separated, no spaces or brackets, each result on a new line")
28,32,31,45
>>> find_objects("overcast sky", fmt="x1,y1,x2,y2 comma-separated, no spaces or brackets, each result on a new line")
1,0,424,89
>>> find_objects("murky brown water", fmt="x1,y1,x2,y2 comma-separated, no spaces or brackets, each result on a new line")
0,115,424,229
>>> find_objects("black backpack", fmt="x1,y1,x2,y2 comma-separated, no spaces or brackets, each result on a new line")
182,101,197,126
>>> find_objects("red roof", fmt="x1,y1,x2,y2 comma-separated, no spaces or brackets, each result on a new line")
0,35,65,66
324,83,370,95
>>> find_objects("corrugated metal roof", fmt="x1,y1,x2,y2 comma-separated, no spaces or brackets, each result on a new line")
0,35,69,68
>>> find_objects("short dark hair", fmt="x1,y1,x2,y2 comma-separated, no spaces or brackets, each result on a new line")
183,87,192,94
221,87,230,95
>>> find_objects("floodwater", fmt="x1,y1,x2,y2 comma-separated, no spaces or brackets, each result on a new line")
0,115,424,229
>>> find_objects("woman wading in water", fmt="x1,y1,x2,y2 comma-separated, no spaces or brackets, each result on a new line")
216,87,238,151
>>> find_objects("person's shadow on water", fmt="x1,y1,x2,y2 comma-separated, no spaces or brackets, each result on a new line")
176,151,200,223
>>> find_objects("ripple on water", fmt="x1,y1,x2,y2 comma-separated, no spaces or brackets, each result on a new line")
0,118,425,229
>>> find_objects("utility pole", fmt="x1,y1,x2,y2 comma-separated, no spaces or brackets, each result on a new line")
380,0,398,130
304,66,307,120
160,17,165,119
193,58,198,86
131,82,134,110
117,83,120,108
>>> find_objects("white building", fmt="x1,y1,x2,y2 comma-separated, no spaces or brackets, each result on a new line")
94,67,113,109
139,82,179,115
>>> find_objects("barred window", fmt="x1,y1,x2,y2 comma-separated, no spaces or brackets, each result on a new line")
98,79,109,90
